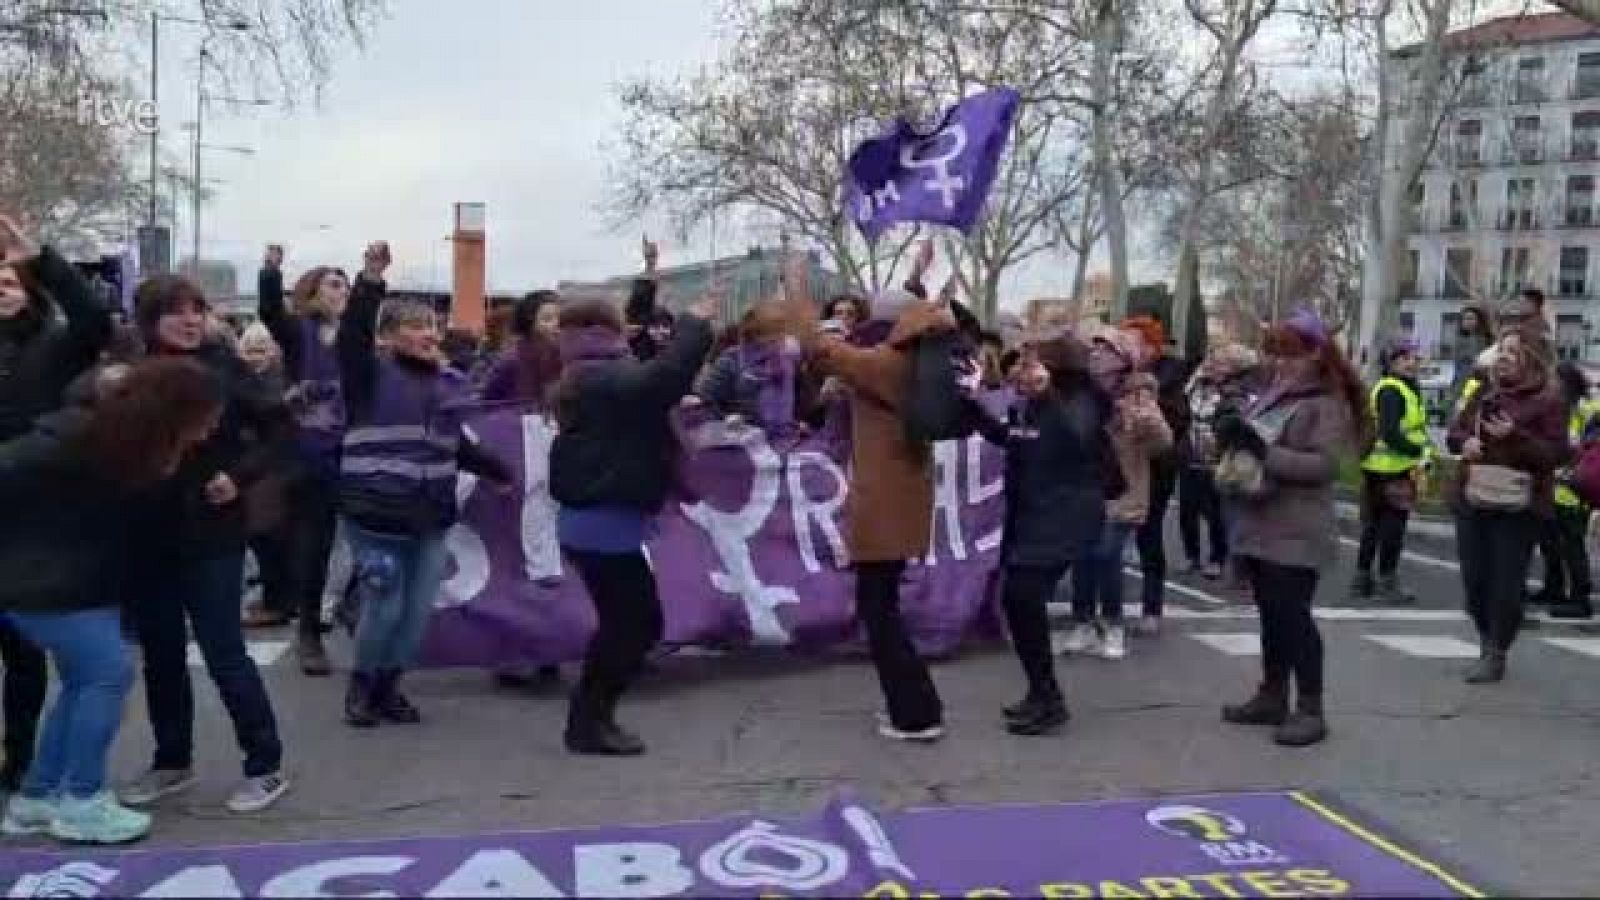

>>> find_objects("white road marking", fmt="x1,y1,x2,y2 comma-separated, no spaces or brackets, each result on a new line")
1336,536,1460,571
187,640,289,669
1540,637,1600,659
1363,634,1481,659
1189,633,1261,656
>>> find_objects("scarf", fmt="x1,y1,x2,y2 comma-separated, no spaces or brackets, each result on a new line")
561,326,629,369
736,338,799,429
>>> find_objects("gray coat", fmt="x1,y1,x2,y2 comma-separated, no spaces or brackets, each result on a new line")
1230,389,1353,571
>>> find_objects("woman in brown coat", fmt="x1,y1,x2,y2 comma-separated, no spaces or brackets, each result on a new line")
1215,311,1366,749
1446,333,1568,684
789,276,957,743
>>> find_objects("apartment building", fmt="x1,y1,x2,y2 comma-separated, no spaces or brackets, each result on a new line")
1396,12,1600,364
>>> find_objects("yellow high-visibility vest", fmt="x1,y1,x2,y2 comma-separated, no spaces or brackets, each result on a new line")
1362,377,1430,474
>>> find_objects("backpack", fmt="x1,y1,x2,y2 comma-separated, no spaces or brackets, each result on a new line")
903,330,978,443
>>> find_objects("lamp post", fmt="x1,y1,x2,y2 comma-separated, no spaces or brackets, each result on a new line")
190,136,254,272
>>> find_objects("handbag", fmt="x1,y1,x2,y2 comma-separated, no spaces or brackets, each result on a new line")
1381,474,1418,511
1215,448,1267,498
1463,417,1532,512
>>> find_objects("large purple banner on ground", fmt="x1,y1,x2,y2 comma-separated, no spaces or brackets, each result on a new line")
0,791,1485,897
415,407,1005,668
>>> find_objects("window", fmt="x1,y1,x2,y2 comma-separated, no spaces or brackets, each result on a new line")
1448,180,1476,229
1557,314,1587,361
1571,111,1600,161
1567,175,1594,227
1440,312,1461,360
1512,116,1543,163
1500,246,1532,293
1514,57,1547,103
1445,247,1473,297
1453,120,1483,165
1576,52,1600,100
1504,178,1536,229
1561,247,1589,296
1400,249,1420,296
1460,59,1491,105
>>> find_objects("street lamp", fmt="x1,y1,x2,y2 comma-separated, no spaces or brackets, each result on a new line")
190,130,255,271
148,13,250,229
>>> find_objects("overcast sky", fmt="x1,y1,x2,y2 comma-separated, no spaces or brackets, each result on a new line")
149,0,1552,305
147,0,1105,304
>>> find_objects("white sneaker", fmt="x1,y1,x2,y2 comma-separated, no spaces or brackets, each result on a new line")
120,769,195,807
226,772,289,814
1100,623,1128,660
49,791,151,845
1,793,57,836
1061,622,1101,656
876,721,945,743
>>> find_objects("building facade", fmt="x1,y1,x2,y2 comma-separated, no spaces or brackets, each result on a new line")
1396,12,1600,364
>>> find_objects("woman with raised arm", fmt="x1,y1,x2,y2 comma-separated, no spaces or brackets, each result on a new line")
549,278,717,756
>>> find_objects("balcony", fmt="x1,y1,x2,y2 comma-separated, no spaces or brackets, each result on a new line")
1573,77,1600,101
1564,206,1596,228
1497,208,1539,230
1502,140,1546,165
1512,82,1549,105
1435,145,1486,169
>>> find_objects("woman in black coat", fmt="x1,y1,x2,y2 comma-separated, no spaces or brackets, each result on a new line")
967,335,1111,736
0,214,111,796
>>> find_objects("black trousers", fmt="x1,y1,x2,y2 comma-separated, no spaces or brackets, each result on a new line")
249,531,294,618
0,619,47,791
1136,461,1177,616
565,549,663,729
1356,471,1412,578
1456,509,1539,653
1000,565,1066,704
1537,504,1592,606
1178,466,1229,567
856,561,943,731
287,479,340,638
1246,558,1324,698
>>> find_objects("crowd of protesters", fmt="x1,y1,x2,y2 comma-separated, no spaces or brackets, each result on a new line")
0,210,1595,845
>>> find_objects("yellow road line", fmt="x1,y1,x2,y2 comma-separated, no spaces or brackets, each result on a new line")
1290,791,1487,899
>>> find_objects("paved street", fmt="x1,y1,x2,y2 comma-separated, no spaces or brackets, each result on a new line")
16,516,1600,895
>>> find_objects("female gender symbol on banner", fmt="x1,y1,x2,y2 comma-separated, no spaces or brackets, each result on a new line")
901,123,968,211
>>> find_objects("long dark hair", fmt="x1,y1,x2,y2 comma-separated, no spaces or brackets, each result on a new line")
79,357,222,489
1262,325,1372,450
1460,305,1494,341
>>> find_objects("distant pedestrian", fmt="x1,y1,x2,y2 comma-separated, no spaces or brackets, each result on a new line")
1353,339,1431,606
1536,362,1598,620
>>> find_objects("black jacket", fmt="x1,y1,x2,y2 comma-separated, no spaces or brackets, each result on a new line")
0,408,129,615
550,316,714,512
972,388,1110,569
0,246,112,441
1149,354,1193,466
128,342,294,561
1374,375,1426,459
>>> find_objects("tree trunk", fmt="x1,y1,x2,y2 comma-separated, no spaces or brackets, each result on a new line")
1092,0,1130,321
1356,0,1452,378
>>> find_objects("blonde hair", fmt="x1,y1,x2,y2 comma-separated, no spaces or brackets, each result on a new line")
239,321,279,364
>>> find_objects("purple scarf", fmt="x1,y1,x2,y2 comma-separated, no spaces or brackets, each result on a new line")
737,339,800,430
560,326,629,370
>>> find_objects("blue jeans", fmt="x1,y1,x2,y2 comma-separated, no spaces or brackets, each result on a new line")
1072,522,1137,623
346,523,449,673
6,609,132,798
131,551,283,778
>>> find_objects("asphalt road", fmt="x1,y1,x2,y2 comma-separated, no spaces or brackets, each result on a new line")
25,512,1600,895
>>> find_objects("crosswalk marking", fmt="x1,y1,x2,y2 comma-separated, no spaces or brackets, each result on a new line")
1540,637,1600,659
1189,633,1261,656
1362,635,1480,659
186,641,289,669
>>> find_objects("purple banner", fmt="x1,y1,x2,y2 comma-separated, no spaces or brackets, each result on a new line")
415,408,1005,669
0,792,1483,897
844,87,1021,241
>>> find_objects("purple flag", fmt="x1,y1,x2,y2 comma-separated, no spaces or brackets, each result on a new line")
845,87,1021,240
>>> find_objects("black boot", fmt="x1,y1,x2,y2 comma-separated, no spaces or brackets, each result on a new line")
373,670,421,724
564,685,645,756
1464,649,1507,684
1349,572,1374,602
1273,695,1328,747
1003,689,1058,721
1222,682,1289,726
344,672,379,729
1375,574,1415,606
1549,598,1594,620
1006,697,1069,736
